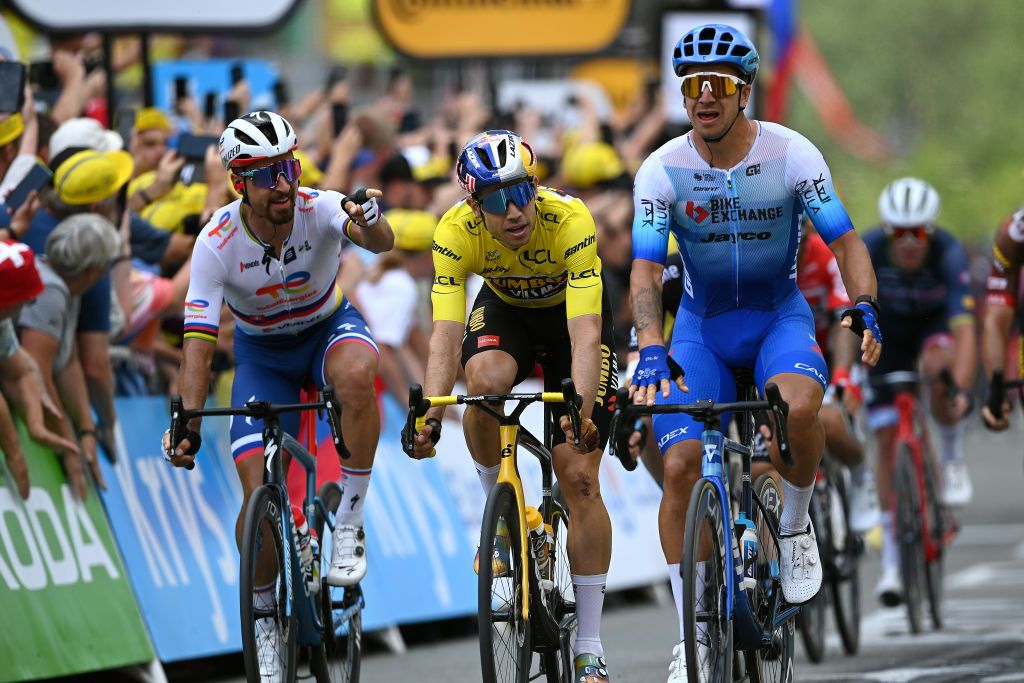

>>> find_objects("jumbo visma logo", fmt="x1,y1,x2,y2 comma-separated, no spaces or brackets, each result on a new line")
256,271,312,299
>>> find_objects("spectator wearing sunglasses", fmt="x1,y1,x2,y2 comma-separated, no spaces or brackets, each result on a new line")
863,177,976,602
163,112,393,674
629,25,883,679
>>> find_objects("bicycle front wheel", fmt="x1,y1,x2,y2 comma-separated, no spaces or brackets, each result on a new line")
921,453,945,631
479,483,531,683
542,501,576,683
313,482,361,683
240,484,297,683
828,467,860,655
682,478,732,683
746,474,794,683
796,480,828,664
895,446,925,634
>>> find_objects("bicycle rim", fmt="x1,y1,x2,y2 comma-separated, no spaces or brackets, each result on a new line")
541,502,576,683
479,483,531,683
240,485,297,683
797,490,827,664
746,474,794,683
828,469,860,655
895,447,924,634
315,482,362,683
682,479,732,683
921,454,945,630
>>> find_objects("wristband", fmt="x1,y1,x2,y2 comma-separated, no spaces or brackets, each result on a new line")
79,428,99,439
855,294,880,316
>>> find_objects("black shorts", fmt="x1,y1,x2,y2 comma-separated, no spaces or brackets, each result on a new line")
461,284,617,449
867,312,950,407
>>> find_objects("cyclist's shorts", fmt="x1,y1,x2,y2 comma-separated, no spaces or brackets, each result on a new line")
866,313,950,410
230,298,377,463
461,282,617,450
653,290,827,454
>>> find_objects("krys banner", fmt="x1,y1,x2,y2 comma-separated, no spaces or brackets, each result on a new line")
0,421,153,682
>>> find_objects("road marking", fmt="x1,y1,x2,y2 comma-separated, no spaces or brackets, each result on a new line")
953,523,1024,547
811,666,984,682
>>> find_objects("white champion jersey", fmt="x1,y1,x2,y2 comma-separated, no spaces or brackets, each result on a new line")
183,188,352,341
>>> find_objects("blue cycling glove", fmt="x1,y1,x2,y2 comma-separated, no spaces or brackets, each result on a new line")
632,345,686,388
842,301,883,344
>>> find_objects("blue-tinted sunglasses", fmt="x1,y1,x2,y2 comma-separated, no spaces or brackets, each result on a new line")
236,158,302,189
475,180,537,214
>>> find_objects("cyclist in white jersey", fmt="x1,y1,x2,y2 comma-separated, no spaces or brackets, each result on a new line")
628,25,882,681
163,113,393,672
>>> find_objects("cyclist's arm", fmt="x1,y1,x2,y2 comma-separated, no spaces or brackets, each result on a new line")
630,156,671,354
630,258,666,351
941,238,977,391
179,239,226,431
567,314,600,420
424,217,470,420
983,220,1023,376
825,230,877,306
178,338,216,433
422,320,464,422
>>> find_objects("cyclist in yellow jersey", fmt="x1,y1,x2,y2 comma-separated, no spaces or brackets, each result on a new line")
408,130,617,683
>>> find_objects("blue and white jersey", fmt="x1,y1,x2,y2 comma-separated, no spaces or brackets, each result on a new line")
631,121,854,317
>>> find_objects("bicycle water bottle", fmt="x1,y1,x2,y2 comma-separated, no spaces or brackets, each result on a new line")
737,515,758,591
525,506,550,581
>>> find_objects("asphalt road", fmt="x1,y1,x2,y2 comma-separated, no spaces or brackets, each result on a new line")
173,423,1024,683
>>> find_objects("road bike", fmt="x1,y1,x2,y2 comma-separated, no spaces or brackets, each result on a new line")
404,379,582,683
169,388,363,682
610,375,798,683
871,371,959,633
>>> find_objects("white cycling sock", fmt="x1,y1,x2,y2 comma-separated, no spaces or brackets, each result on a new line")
474,462,501,495
572,573,607,658
337,466,372,525
938,420,966,465
669,563,684,641
779,478,814,536
880,511,898,571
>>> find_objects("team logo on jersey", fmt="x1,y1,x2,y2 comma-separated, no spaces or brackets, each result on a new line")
485,249,501,262
185,299,209,311
520,248,555,267
686,201,710,224
240,259,260,272
256,271,312,299
210,210,238,249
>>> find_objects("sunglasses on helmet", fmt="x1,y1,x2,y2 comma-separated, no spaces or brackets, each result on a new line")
236,158,302,189
680,72,747,99
475,179,537,214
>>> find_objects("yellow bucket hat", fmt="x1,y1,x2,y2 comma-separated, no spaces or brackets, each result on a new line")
387,209,437,252
0,113,24,147
561,142,625,190
135,107,172,133
54,149,135,205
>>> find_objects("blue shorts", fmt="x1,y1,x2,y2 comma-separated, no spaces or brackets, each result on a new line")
230,299,378,462
653,290,827,453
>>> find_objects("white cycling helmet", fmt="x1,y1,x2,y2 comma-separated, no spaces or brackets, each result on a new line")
878,177,940,229
219,110,297,170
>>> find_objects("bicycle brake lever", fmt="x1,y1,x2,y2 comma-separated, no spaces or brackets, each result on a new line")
764,383,793,467
321,386,350,459
560,378,582,447
168,395,196,470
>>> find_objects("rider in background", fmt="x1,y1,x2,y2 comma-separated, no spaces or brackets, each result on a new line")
864,177,976,606
981,205,1024,429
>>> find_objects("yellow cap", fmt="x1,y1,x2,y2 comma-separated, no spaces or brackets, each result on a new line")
54,150,135,205
387,209,437,252
0,113,24,147
293,149,324,186
135,107,172,133
561,142,624,190
525,506,542,531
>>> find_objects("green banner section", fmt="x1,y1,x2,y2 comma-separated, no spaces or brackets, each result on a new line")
0,420,154,682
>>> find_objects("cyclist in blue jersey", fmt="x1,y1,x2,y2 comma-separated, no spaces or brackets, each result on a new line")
865,177,976,606
628,24,882,680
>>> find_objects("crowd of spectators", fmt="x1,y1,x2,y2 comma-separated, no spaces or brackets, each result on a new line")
0,33,675,500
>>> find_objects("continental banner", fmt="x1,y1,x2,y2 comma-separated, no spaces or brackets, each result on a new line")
373,0,629,58
0,421,153,682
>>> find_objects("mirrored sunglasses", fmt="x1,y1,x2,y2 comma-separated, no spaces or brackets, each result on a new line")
888,226,930,242
680,72,747,99
237,158,302,189
475,179,537,214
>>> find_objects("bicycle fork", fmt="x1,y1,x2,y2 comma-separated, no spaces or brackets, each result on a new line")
496,422,531,623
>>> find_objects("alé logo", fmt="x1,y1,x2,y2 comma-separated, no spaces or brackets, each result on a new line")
686,201,709,224
256,271,312,299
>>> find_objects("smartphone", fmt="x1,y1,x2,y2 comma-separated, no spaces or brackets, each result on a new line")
182,214,203,237
331,102,349,136
176,133,219,161
223,100,240,124
0,62,26,113
203,92,217,119
325,64,347,90
230,62,244,85
273,80,289,107
28,60,60,90
179,162,205,186
5,163,52,213
174,76,189,102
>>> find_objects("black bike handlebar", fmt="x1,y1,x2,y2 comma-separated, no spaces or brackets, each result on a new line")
609,382,793,467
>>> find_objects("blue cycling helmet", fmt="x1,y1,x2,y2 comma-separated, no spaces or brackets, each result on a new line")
456,130,537,195
672,24,760,83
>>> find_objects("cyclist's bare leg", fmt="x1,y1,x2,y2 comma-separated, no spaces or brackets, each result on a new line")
763,372,825,486
661,438,705,641
874,425,897,514
639,416,665,487
820,404,864,468
552,443,611,574
324,341,381,470
462,350,518,471
922,344,958,425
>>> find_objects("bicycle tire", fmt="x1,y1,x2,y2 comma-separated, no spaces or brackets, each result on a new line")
797,482,828,664
895,446,924,634
240,484,298,683
479,483,531,683
921,453,945,631
541,502,576,683
746,474,794,683
828,467,860,655
312,482,361,683
682,479,732,683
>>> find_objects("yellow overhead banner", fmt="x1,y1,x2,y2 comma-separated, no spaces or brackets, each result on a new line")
373,0,629,58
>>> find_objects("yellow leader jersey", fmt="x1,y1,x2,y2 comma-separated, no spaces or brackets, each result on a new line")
431,187,603,323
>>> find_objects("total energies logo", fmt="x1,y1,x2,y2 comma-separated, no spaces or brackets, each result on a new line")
685,201,709,224
209,211,232,239
256,271,312,299
185,299,209,312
